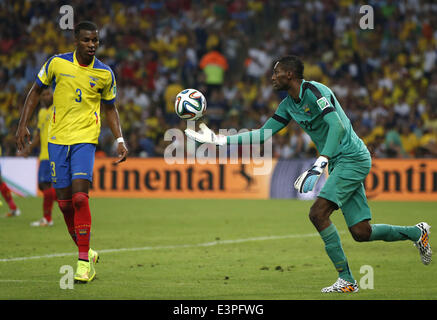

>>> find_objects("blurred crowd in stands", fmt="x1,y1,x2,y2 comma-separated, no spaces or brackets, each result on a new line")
1,0,437,159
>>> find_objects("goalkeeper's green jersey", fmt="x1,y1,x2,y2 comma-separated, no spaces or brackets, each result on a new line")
227,79,370,162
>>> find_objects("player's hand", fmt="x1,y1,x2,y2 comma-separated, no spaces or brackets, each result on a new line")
17,145,30,158
113,141,128,165
294,156,329,193
184,123,226,146
15,126,31,152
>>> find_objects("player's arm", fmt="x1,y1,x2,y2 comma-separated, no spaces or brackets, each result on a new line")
319,109,345,159
185,112,289,146
17,56,55,151
226,115,288,145
294,92,345,193
101,68,127,164
102,102,128,164
16,83,44,151
20,129,40,157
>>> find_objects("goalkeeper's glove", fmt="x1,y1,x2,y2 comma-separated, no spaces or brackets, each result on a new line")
184,123,227,146
294,156,329,193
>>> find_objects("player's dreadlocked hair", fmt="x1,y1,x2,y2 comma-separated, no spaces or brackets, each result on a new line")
74,21,98,38
275,55,304,79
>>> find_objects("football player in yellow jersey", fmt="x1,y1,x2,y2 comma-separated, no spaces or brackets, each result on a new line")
21,88,57,227
16,21,128,283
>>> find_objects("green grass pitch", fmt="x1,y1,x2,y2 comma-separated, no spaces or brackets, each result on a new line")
0,197,436,300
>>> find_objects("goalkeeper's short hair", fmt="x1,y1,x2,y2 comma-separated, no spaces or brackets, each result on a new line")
275,55,304,79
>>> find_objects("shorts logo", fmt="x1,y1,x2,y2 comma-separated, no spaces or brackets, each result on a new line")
316,97,331,111
73,172,88,176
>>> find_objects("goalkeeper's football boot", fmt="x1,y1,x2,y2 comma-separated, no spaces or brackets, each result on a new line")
321,278,359,293
414,222,432,265
74,260,96,283
89,248,100,264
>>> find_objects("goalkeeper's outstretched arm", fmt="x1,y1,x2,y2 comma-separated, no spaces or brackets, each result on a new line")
226,115,288,145
185,115,288,146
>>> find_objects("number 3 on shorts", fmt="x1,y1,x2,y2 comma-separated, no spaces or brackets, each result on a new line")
50,161,56,177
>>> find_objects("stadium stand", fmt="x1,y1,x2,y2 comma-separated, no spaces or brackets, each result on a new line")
1,0,436,158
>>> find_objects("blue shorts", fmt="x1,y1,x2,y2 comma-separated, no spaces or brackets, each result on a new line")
38,160,52,184
48,143,96,189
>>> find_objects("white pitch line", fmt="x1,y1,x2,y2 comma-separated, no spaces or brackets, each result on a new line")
0,280,53,283
0,232,330,263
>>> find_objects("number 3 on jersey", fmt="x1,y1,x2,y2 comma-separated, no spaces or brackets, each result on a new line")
75,88,82,102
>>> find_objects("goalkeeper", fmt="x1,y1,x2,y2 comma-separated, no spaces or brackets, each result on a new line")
185,55,432,293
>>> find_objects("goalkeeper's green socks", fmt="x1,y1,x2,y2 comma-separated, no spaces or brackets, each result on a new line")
369,224,421,242
319,223,355,283
318,223,421,283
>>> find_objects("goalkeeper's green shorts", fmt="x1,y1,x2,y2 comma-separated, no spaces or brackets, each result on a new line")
318,155,372,228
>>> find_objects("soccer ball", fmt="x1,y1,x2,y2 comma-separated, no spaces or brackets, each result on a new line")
174,88,207,121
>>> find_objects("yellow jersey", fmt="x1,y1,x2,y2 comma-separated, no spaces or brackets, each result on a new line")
36,51,116,145
37,106,51,160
